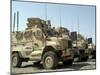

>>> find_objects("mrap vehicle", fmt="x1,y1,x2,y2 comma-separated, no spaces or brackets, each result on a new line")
56,27,89,61
71,32,89,61
87,38,96,59
12,17,74,69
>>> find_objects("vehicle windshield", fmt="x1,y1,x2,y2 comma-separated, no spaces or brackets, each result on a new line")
43,29,59,37
47,30,55,37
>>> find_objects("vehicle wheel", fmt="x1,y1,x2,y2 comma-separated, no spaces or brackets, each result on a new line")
12,53,22,67
42,51,58,69
83,56,88,61
92,55,96,59
63,59,73,65
92,51,96,59
79,56,88,62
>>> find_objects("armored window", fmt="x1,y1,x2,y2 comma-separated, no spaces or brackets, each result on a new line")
24,31,32,39
35,30,43,40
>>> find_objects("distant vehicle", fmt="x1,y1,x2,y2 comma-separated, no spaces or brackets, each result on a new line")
12,18,74,69
87,38,96,59
71,32,89,61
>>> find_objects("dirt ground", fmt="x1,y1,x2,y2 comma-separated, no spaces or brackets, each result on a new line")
11,59,96,74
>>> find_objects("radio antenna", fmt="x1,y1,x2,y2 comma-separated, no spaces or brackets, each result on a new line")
76,17,80,47
71,18,73,32
58,5,63,37
45,3,47,21
59,6,62,27
13,12,16,32
17,11,19,32
77,17,80,35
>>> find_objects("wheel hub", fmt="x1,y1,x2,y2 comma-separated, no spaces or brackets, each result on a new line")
45,56,53,68
12,56,17,66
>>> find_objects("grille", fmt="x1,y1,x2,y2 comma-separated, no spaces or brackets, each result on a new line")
59,39,72,49
60,39,68,49
59,39,68,49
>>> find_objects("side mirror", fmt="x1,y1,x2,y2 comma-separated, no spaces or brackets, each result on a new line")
88,38,92,44
70,32,77,41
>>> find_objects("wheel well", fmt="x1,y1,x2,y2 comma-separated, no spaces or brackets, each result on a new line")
12,51,19,54
41,46,57,59
12,51,22,57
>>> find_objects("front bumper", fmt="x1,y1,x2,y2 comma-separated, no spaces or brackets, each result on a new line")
60,49,74,61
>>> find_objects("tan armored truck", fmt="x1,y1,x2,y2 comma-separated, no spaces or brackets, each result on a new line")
12,18,74,69
56,27,89,61
71,32,89,61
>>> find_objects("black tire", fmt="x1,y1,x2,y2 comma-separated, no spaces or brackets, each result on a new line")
12,53,22,67
63,59,73,65
83,56,88,61
92,51,96,59
92,55,96,59
42,51,58,69
79,56,88,62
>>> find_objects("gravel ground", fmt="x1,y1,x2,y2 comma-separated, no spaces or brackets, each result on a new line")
11,59,96,74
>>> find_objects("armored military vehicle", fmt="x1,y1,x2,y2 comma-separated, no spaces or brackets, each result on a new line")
87,38,96,59
71,32,90,61
12,17,74,69
56,27,89,61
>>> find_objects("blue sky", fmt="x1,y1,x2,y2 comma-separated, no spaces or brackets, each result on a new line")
12,1,96,43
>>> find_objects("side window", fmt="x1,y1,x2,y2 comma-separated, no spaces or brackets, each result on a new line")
35,30,43,39
24,31,32,39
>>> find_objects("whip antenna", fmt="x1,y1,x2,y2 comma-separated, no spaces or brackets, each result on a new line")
17,11,19,32
13,12,16,32
45,3,47,21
